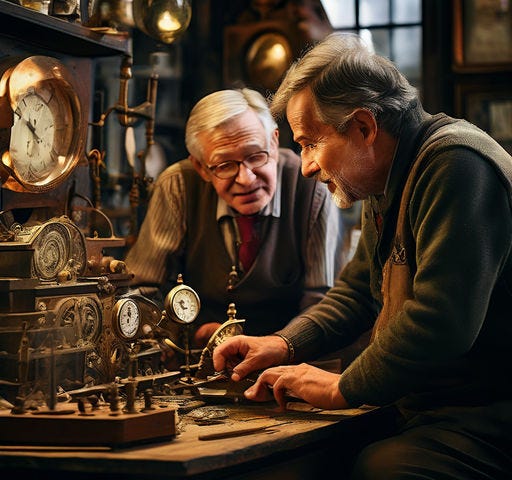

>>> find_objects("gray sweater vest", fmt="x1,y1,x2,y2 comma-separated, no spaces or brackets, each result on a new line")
181,151,318,335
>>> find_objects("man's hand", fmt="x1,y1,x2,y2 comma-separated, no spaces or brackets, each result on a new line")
245,363,349,411
212,335,289,381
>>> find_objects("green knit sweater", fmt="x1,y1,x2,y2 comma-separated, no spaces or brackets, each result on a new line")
277,109,512,414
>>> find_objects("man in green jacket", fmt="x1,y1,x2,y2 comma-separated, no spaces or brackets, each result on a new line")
213,33,512,478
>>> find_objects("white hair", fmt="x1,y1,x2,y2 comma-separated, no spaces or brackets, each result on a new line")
185,88,277,161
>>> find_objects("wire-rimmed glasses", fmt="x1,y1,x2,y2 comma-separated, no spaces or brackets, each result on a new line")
208,151,269,179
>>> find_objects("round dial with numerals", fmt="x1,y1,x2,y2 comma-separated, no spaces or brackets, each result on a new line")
0,56,85,192
112,298,141,340
164,284,200,324
10,90,57,183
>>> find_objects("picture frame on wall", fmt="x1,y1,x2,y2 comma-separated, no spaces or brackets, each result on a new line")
453,0,512,70
456,83,512,154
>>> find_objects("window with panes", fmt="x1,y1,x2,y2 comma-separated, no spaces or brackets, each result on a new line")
321,0,423,89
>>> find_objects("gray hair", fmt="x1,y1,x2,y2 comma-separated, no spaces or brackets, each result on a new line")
185,88,278,161
270,32,419,136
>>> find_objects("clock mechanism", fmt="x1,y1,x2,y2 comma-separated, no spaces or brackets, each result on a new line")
0,48,189,445
0,53,197,423
0,211,134,402
0,55,144,405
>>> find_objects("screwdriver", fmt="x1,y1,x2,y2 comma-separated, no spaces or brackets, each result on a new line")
198,421,292,441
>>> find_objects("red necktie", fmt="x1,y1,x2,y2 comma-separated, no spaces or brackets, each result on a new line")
236,215,260,271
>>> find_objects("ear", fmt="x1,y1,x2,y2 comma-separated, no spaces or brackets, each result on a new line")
270,128,279,152
190,155,212,182
351,109,378,145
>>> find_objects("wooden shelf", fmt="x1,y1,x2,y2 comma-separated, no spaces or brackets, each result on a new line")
0,0,129,56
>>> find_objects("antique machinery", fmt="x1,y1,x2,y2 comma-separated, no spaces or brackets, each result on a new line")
149,274,246,389
0,1,197,448
0,54,167,408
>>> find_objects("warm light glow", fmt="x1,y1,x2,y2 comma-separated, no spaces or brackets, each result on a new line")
133,0,191,44
1,151,12,168
0,69,12,97
157,11,182,32
268,43,288,63
246,33,293,91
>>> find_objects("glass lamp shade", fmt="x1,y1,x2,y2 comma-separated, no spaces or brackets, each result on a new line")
133,0,192,44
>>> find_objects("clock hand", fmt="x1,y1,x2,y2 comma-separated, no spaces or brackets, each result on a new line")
19,116,42,143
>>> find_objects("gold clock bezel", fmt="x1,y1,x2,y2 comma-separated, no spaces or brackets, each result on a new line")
0,55,86,193
164,283,201,325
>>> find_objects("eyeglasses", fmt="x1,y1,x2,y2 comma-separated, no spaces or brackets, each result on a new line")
208,151,270,179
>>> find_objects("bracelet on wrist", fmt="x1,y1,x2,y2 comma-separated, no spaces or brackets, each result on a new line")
272,333,295,364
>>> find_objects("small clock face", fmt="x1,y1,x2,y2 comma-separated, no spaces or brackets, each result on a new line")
165,285,200,324
113,298,141,339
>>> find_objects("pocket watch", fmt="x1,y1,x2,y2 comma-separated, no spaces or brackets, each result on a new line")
112,298,141,340
0,56,85,192
164,276,201,324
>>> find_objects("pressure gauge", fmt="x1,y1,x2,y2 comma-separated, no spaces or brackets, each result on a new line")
112,298,141,340
164,282,200,325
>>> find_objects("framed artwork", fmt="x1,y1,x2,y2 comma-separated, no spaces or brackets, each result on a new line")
456,83,512,154
453,0,512,70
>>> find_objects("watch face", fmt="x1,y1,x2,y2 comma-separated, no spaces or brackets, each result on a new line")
167,285,200,324
114,299,141,339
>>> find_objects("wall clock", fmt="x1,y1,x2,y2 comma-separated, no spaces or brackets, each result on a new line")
0,55,85,193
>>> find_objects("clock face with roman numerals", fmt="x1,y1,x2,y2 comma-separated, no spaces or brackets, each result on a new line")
0,56,84,192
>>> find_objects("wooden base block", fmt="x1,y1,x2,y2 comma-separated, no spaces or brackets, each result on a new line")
0,406,177,447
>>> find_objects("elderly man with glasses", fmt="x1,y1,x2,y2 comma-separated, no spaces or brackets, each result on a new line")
125,88,348,356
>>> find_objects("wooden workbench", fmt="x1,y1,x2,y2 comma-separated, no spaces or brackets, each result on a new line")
0,401,388,480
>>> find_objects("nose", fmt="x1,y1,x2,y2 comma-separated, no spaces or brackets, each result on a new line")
301,156,320,178
235,162,257,184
